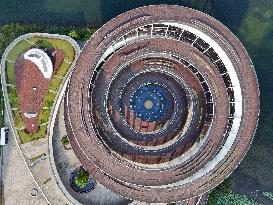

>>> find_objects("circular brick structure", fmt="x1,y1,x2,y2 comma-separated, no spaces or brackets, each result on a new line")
64,5,259,203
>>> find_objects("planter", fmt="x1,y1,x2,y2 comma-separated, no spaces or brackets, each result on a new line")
70,166,96,193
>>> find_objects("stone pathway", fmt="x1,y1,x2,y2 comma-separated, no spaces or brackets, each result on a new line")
3,115,48,205
21,136,73,205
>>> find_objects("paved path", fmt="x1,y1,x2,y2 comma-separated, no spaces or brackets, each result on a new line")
2,109,48,205
52,99,131,205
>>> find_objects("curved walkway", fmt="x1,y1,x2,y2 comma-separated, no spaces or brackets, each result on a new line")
2,108,48,204
65,5,259,203
52,99,130,205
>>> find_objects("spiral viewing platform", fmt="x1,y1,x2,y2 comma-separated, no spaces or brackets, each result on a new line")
64,5,259,203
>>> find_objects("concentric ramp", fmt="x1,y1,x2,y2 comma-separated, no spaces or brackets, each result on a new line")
64,4,259,203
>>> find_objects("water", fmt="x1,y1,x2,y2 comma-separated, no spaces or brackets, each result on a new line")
0,1,246,29
1,0,273,204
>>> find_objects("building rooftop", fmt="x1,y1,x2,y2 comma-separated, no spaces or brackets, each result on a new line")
64,4,259,204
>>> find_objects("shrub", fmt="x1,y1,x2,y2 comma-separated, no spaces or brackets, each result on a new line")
262,192,273,201
68,30,80,40
75,169,90,188
217,193,261,205
35,39,54,49
207,178,232,205
61,135,70,145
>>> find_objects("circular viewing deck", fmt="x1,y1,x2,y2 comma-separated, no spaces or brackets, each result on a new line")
64,5,259,203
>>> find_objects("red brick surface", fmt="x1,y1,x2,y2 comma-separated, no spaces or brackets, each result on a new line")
14,48,64,133
64,5,259,203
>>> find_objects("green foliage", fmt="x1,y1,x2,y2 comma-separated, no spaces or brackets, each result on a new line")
262,192,273,201
207,178,232,205
18,124,47,144
39,109,51,124
35,39,54,49
207,178,261,205
6,62,15,84
48,77,62,92
238,0,273,48
0,83,3,127
68,30,80,40
43,91,56,108
0,23,43,56
7,86,19,108
0,23,88,144
77,28,96,40
75,169,90,188
217,193,261,205
12,110,24,128
29,153,46,162
61,135,70,145
0,23,97,60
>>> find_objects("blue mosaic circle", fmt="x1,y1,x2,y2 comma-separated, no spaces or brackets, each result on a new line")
131,84,170,122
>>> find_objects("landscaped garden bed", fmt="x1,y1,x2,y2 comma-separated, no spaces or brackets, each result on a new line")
70,166,96,193
61,135,71,149
4,35,77,143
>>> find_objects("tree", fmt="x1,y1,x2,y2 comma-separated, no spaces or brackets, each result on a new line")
68,30,80,40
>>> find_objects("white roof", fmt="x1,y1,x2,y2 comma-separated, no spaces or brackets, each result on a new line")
24,112,38,118
24,48,53,79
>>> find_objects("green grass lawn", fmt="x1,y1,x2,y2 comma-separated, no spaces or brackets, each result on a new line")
48,77,63,92
12,110,24,128
0,84,3,127
6,62,15,85
6,40,32,61
5,35,76,144
43,91,56,108
18,124,48,144
6,86,19,108
55,61,73,77
39,109,51,124
30,37,75,61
